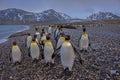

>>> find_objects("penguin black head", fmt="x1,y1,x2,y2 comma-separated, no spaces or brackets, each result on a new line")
13,41,17,45
82,25,85,28
42,28,45,32
46,36,50,40
27,33,30,36
35,28,38,31
34,35,37,38
43,31,46,34
32,38,35,42
65,35,70,40
61,25,63,28
60,33,65,36
83,28,86,32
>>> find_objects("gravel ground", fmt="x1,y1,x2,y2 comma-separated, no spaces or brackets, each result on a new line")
0,24,120,80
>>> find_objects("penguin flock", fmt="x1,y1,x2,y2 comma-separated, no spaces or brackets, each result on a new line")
11,25,91,74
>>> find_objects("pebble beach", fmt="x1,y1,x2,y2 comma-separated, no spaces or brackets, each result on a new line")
0,24,120,80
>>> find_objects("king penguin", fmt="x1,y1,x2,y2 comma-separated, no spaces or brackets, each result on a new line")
44,36,54,64
56,33,65,50
30,38,40,62
11,41,22,64
60,35,83,73
60,35,75,71
78,28,90,52
54,25,63,43
35,28,40,41
47,25,52,35
40,31,47,50
26,33,32,49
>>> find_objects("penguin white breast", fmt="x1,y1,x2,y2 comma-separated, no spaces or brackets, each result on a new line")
44,42,54,61
80,36,89,48
12,46,21,62
60,42,75,67
27,36,32,48
48,27,51,33
30,43,40,59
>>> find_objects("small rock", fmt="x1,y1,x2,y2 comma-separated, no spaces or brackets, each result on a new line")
110,70,117,75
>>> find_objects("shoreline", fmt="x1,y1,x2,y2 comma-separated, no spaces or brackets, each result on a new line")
0,25,30,44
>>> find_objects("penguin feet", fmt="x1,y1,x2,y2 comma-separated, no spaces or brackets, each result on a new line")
64,68,72,76
44,63,49,67
14,61,21,66
32,59,38,64
50,63,54,67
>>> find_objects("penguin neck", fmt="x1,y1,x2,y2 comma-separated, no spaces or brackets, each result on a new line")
64,40,70,43
64,40,71,46
60,36,65,39
31,41,36,45
46,40,50,42
13,45,18,48
83,32,88,37
45,40,51,45
28,35,31,38
36,32,40,35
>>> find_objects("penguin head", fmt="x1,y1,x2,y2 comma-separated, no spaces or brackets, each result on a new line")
13,41,17,46
34,34,37,39
35,28,38,31
65,35,70,41
42,28,45,32
32,38,36,42
27,33,30,36
83,28,86,33
46,36,50,40
60,33,65,37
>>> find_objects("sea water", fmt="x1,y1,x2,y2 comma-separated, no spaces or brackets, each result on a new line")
0,25,29,43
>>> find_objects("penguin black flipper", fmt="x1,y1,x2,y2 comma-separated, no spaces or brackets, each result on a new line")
71,43,83,65
52,47,61,59
9,48,12,61
28,48,31,57
41,52,44,59
78,35,82,47
88,36,91,47
54,29,57,39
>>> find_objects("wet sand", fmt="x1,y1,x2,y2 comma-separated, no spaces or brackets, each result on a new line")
0,24,120,80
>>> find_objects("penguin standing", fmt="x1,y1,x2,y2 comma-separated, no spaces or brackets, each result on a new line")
78,28,90,52
26,33,32,49
44,36,54,64
60,35,83,72
40,31,47,48
34,34,39,44
11,41,22,64
48,25,52,35
35,28,40,41
60,35,75,71
56,33,65,50
54,25,63,43
30,38,40,62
